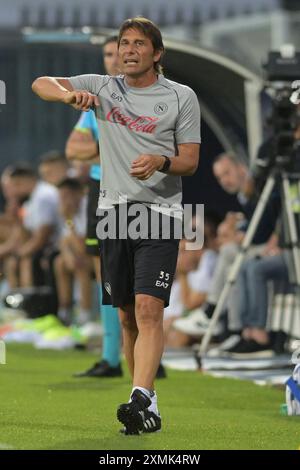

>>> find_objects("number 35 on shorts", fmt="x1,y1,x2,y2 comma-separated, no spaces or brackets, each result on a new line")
156,271,170,289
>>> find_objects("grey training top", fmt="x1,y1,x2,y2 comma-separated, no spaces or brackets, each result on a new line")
69,74,201,213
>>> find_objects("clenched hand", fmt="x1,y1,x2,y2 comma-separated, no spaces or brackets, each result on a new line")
130,154,165,180
63,90,100,112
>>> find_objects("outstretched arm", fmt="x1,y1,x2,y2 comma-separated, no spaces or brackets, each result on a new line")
31,77,100,111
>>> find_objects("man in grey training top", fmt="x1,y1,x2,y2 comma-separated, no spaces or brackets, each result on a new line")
32,16,201,435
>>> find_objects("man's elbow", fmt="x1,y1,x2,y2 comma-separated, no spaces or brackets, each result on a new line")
187,167,198,176
32,76,45,95
185,161,199,176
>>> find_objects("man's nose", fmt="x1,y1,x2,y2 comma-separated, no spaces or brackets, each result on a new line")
124,43,137,53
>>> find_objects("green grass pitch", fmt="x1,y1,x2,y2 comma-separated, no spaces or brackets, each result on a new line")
0,344,299,450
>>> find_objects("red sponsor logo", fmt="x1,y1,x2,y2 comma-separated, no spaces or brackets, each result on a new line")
106,107,158,134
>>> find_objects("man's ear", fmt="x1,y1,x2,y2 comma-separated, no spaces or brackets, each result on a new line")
153,48,163,63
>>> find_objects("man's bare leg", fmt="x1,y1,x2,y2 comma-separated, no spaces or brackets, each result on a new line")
76,267,92,312
117,294,163,435
133,294,164,390
19,256,33,287
4,256,19,288
54,255,73,309
92,256,101,283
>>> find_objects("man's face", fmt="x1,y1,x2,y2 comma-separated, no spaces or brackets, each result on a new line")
213,157,244,194
39,162,68,186
118,28,162,78
59,188,81,217
9,177,33,200
103,41,119,76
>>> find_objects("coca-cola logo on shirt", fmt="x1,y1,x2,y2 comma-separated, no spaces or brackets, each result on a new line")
106,107,158,134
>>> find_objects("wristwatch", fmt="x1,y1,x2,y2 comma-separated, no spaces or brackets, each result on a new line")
159,155,171,173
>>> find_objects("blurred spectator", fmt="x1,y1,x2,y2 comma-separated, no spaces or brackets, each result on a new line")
210,124,300,355
0,166,21,243
164,213,220,347
193,152,280,342
221,156,300,358
1,165,61,288
223,252,288,358
54,178,92,325
38,150,70,186
0,167,23,286
213,152,279,245
213,152,252,196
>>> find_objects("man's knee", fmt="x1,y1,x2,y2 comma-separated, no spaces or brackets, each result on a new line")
5,255,18,269
119,305,137,333
135,294,164,327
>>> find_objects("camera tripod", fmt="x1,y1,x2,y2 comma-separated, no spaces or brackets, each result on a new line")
198,167,300,358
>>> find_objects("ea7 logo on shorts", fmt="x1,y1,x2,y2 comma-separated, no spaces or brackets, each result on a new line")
104,282,112,296
155,271,170,289
154,102,168,115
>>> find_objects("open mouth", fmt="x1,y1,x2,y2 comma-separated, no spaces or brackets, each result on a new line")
124,59,138,64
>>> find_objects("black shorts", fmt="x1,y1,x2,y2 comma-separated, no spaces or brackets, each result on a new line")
85,177,100,256
99,204,180,308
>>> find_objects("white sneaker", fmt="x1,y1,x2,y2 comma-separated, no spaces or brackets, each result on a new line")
206,335,241,358
173,308,222,337
77,310,91,326
79,322,103,339
35,336,75,350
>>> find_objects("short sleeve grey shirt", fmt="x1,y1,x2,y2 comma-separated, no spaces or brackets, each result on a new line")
69,74,201,213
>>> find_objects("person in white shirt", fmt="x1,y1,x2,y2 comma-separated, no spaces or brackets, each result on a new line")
54,178,92,325
4,165,61,288
165,213,220,347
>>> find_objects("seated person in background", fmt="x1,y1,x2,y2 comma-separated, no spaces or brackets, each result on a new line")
165,213,220,348
192,152,280,343
221,171,300,357
54,178,92,326
0,165,61,288
0,166,21,224
0,167,23,286
213,232,290,358
0,166,22,245
38,150,70,186
163,239,200,346
207,127,300,355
